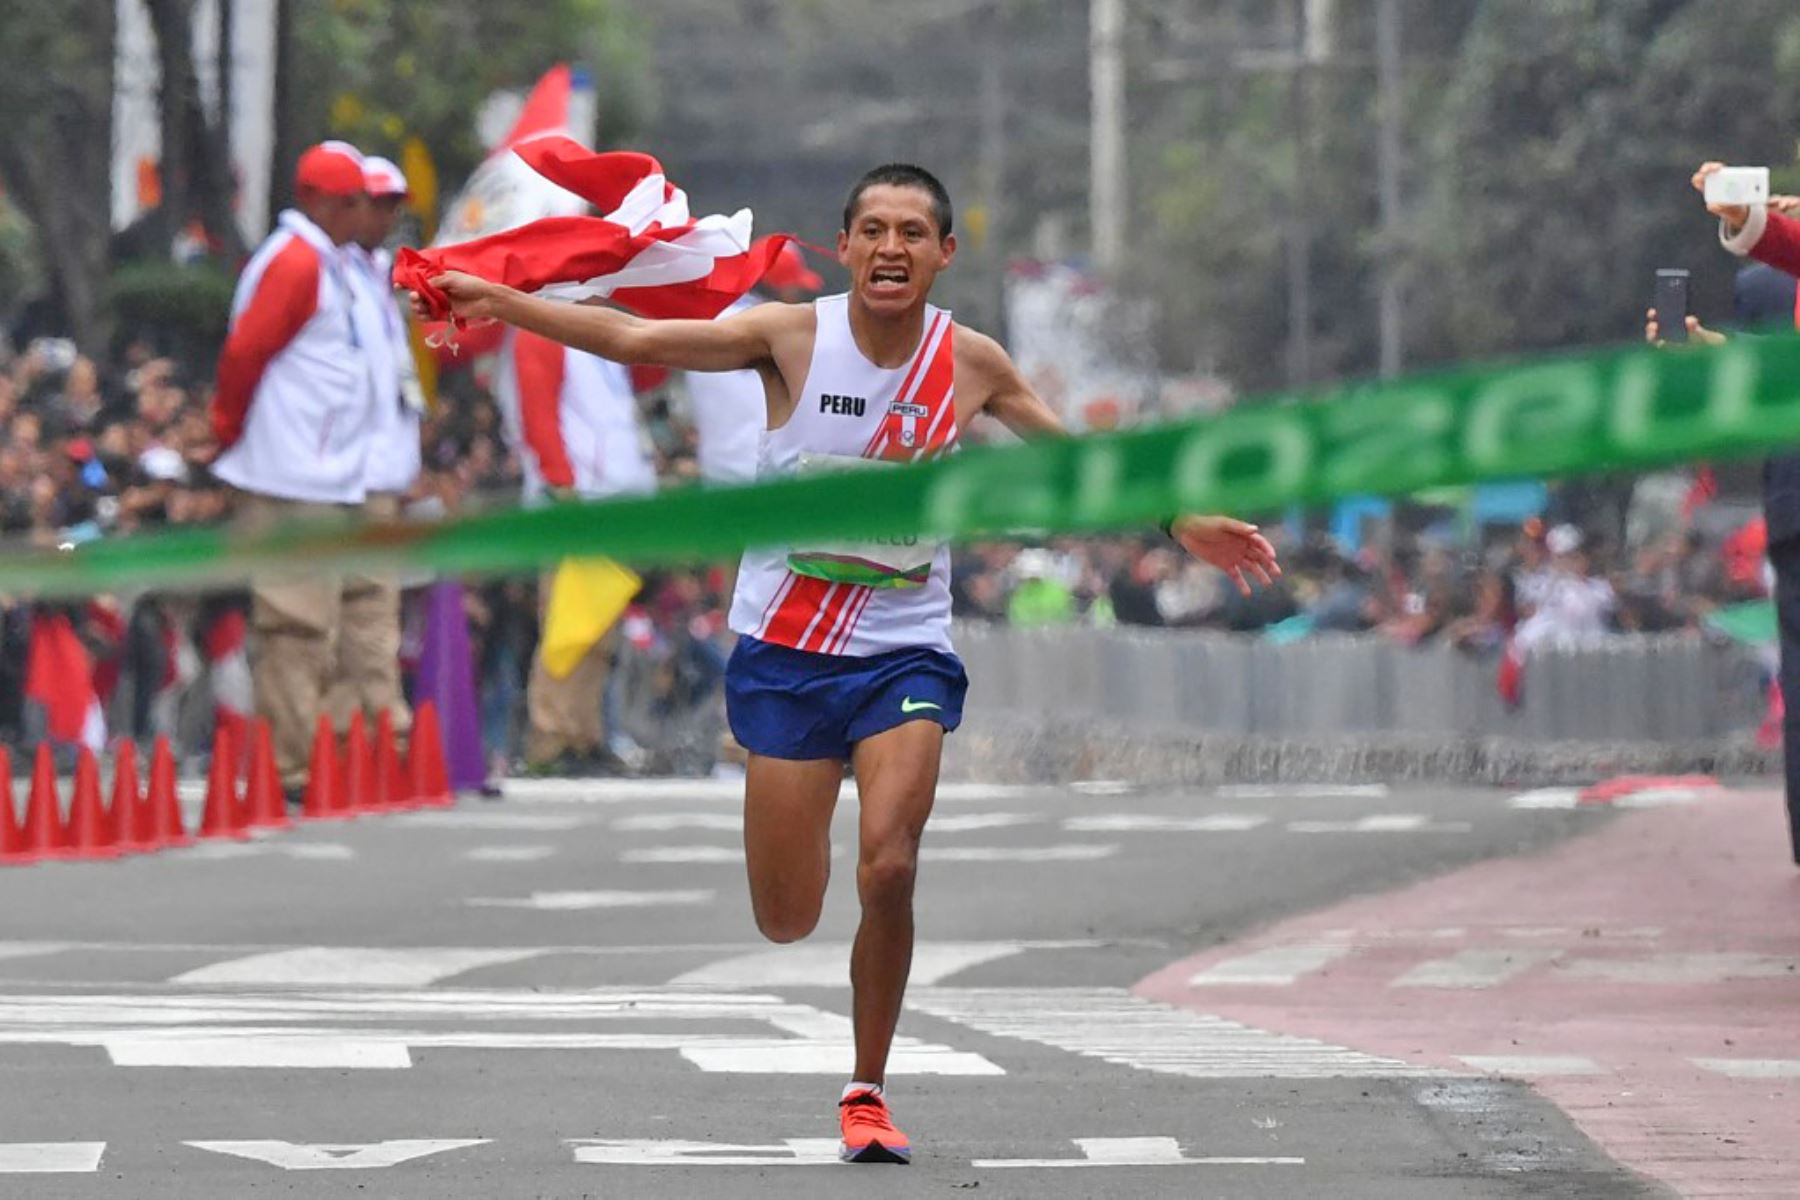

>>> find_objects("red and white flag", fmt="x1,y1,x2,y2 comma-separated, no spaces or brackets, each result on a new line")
25,611,106,753
394,136,797,328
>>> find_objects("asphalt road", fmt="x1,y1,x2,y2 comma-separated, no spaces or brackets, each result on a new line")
0,774,1666,1198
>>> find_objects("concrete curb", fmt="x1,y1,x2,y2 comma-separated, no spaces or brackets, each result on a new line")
942,714,1782,787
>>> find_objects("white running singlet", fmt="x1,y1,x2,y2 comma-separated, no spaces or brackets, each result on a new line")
728,293,959,657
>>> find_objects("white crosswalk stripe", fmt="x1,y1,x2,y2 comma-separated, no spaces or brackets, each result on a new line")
0,1143,106,1174
908,987,1438,1079
1063,814,1267,833
1391,948,1562,989
1188,944,1353,986
668,941,1091,987
171,947,548,987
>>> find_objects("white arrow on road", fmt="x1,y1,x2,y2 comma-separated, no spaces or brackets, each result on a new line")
0,1143,106,1174
186,1140,489,1170
569,1138,840,1166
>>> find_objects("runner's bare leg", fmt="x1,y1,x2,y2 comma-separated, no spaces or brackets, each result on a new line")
846,720,943,1084
743,754,844,942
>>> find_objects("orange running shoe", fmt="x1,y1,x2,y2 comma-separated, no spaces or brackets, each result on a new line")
838,1087,910,1164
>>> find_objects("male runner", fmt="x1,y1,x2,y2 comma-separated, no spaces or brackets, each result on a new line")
420,163,1280,1164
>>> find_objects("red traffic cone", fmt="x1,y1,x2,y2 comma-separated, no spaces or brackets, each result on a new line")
197,726,246,840
406,701,453,808
144,735,190,848
301,714,345,820
21,744,71,860
244,720,290,830
342,711,376,813
66,747,119,859
109,741,150,853
372,710,406,811
0,747,29,866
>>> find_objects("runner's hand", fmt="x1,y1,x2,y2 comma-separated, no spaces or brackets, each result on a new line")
427,271,512,322
1644,308,1727,348
1170,515,1280,596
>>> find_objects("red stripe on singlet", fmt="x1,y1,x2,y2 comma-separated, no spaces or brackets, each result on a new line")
755,572,799,635
907,332,957,461
801,583,858,652
861,312,945,459
762,575,833,648
826,585,877,655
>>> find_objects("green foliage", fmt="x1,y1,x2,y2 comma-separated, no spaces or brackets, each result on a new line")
105,261,236,354
0,195,43,319
289,0,654,184
1130,0,1800,390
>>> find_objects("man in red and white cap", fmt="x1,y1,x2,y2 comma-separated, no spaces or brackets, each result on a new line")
686,241,824,485
326,154,424,741
208,141,379,796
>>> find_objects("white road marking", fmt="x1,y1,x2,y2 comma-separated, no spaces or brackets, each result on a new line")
1562,953,1800,984
504,778,1040,805
171,947,547,987
466,890,715,911
462,845,556,863
0,988,1003,1076
622,846,745,864
1391,948,1562,990
1459,1055,1603,1076
931,844,1119,862
1063,814,1267,833
109,1037,413,1069
0,1144,105,1173
400,812,589,831
186,1140,488,1170
671,941,1048,988
569,1138,840,1166
1507,788,1585,809
1216,784,1390,800
1691,1058,1800,1079
975,1136,1304,1168
185,842,355,861
908,987,1437,1079
928,813,1040,833
0,943,70,963
1287,814,1471,834
612,812,742,832
1187,944,1353,987
1069,780,1138,796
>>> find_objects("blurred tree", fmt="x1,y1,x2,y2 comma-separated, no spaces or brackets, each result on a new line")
1409,0,1800,366
0,0,117,352
143,0,247,262
275,0,653,214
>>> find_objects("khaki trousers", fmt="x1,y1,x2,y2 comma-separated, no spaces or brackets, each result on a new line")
524,575,616,764
325,491,411,737
239,492,352,785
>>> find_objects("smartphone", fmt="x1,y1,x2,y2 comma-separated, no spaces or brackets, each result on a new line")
1654,268,1690,344
1704,166,1770,207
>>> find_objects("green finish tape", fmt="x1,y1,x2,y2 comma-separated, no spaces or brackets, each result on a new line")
8,336,1800,596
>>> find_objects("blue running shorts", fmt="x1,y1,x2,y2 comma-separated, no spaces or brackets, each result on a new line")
726,636,969,761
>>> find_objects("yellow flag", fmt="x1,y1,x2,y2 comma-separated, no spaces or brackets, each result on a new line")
539,557,642,679
401,136,440,241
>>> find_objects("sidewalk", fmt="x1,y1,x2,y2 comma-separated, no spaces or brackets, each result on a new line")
1137,787,1800,1198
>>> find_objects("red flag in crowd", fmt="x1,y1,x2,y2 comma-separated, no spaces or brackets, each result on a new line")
24,612,106,752
394,136,797,331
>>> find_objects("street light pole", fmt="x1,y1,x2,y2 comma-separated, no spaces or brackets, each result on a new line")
1375,0,1404,379
1090,0,1126,277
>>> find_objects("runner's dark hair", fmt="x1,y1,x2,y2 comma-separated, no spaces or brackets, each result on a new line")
843,164,954,240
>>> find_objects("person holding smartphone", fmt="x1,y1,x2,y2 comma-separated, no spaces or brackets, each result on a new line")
1644,162,1800,867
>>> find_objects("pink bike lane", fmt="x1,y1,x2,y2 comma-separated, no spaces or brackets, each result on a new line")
1136,787,1800,1198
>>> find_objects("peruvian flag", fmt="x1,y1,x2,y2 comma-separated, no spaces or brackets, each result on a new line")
394,136,797,327
24,611,106,753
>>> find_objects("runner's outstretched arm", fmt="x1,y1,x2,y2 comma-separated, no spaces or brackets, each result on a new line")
421,270,776,372
961,327,1281,594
